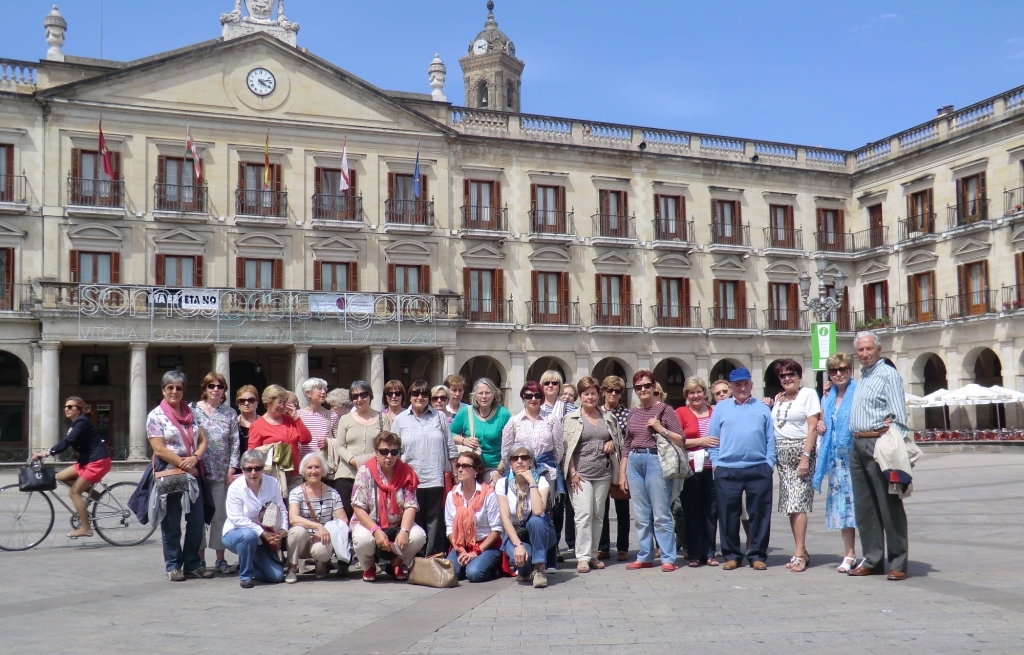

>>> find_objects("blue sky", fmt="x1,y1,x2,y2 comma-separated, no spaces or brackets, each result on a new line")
3,0,1023,149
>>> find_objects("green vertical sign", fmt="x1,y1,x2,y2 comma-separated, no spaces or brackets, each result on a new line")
811,323,836,371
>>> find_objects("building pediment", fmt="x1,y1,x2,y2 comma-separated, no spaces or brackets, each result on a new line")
592,250,632,274
951,237,992,262
234,232,285,257
461,243,505,266
153,228,207,255
0,219,26,238
764,260,801,282
67,223,124,251
653,253,692,273
384,239,432,265
1010,225,1024,244
528,246,571,271
902,250,938,272
709,255,746,280
858,261,890,282
311,236,361,261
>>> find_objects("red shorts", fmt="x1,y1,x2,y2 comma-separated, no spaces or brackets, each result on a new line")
74,458,112,484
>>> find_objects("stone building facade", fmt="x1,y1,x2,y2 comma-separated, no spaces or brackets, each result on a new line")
0,1,1022,456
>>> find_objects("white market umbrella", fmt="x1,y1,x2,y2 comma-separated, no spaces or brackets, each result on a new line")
940,384,1013,405
988,385,1024,402
905,392,926,406
922,388,949,408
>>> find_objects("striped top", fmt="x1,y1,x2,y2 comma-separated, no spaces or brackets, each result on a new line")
696,415,711,437
296,407,332,462
849,360,908,433
623,402,684,456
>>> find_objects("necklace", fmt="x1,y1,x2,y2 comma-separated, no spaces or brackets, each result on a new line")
774,392,797,429
477,405,494,420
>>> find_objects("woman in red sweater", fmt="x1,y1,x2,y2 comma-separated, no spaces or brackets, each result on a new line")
247,384,312,490
675,377,719,567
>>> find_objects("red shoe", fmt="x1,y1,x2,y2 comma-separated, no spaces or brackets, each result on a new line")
626,561,654,570
362,569,377,582
661,562,678,572
390,563,408,581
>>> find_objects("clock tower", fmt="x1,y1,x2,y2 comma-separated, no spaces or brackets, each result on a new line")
459,1,524,112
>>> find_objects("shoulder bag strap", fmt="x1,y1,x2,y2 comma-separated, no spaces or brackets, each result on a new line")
301,483,320,524
469,409,476,441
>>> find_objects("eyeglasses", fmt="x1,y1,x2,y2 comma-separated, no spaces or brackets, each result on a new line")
633,382,654,391
828,367,850,375
350,392,369,400
602,388,622,395
385,391,403,398
242,466,264,473
165,385,184,392
431,396,449,403
207,383,226,390
64,405,83,411
522,392,543,401
238,397,257,404
510,454,532,462
542,381,560,387
377,448,401,457
455,462,476,470
778,372,799,380
409,390,429,398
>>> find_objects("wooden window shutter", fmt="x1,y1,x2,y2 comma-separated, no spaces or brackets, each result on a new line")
530,183,537,210
622,192,629,215
272,259,283,289
387,172,395,200
3,146,12,199
419,265,430,294
463,267,472,298
346,262,358,292
1016,253,1024,288
493,268,504,299
785,205,794,231
713,279,720,308
463,179,470,210
237,161,245,190
530,270,538,299
194,255,203,287
956,177,963,208
274,163,282,192
980,260,989,291
69,250,79,282
682,277,691,307
155,253,165,286
680,196,686,223
907,275,917,306
736,280,746,309
863,284,874,312
926,188,934,219
653,194,662,221
236,258,245,288
347,169,357,196
110,152,121,181
595,274,603,305
71,148,81,180
733,200,742,228
880,280,889,309
156,156,166,185
558,271,570,323
387,263,396,293
837,209,845,234
927,271,935,302
906,194,913,220
600,190,609,216
712,199,718,224
956,264,966,299
655,276,663,306
980,172,987,201
313,260,322,291
2,247,12,289
556,186,566,214
622,275,632,307
787,283,799,316
110,252,121,284
313,167,322,195
420,174,428,200
491,181,501,211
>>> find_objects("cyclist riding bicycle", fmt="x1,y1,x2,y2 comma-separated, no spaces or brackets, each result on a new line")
32,396,111,539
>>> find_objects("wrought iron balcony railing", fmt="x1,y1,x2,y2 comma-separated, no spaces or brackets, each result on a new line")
762,227,803,250
463,297,513,323
651,304,702,328
653,218,694,243
897,214,936,242
709,306,756,329
385,198,434,226
590,302,642,327
68,177,123,208
709,222,750,247
0,174,27,204
460,205,507,232
1004,187,1024,216
528,209,574,236
814,227,888,253
235,188,288,218
763,308,808,331
945,290,999,318
1002,284,1024,311
946,198,989,228
892,300,941,326
154,183,208,213
312,193,362,222
591,214,636,240
526,300,580,326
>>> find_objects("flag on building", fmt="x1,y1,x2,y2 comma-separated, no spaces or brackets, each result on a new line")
413,145,421,199
339,139,350,193
98,119,114,179
263,131,271,189
185,123,203,184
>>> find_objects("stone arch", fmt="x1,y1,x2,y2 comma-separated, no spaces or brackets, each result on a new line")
229,359,268,412
653,357,690,407
964,347,1004,428
709,358,743,383
476,79,489,108
527,355,572,385
593,357,631,384
913,352,949,429
0,350,30,448
764,359,786,398
460,356,507,391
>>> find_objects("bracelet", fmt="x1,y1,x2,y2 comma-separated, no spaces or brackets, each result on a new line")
529,484,539,489
801,452,811,458
400,528,410,534
371,525,381,535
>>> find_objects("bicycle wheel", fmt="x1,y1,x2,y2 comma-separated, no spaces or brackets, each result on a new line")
92,482,156,546
0,484,55,551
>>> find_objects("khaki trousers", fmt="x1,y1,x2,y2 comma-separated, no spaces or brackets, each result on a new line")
286,525,332,567
351,523,426,570
570,477,611,562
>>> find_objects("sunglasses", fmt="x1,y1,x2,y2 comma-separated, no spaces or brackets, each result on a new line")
828,367,850,375
207,383,226,390
633,382,654,391
350,392,370,400
409,390,429,398
165,385,184,392
602,388,622,394
778,372,799,380
377,448,401,457
238,397,257,404
385,391,404,398
242,466,264,473
510,454,532,462
653,391,662,397
455,462,477,470
542,381,560,387
64,404,83,411
522,392,543,401
431,396,449,402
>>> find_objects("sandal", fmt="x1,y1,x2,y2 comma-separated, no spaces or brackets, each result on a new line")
577,562,590,573
790,554,809,573
591,559,605,570
706,558,720,567
837,556,857,573
687,559,701,568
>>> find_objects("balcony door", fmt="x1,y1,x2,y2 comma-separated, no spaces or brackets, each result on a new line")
315,261,357,292
238,162,282,216
156,156,199,211
868,204,884,247
907,271,936,322
71,148,121,207
769,204,794,248
463,180,499,228
464,268,504,322
531,184,566,232
956,172,987,221
0,144,13,202
712,199,742,244
769,282,798,329
155,254,202,288
957,261,989,316
0,247,13,310
531,271,569,323
655,276,690,327
70,250,120,284
824,284,851,331
599,190,628,237
862,281,889,322
816,208,844,252
907,189,933,233
713,279,746,328
236,258,282,290
655,194,684,240
596,274,630,325
314,167,357,220
387,173,428,223
388,264,430,295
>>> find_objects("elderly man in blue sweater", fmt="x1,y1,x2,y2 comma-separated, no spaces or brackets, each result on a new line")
707,368,776,570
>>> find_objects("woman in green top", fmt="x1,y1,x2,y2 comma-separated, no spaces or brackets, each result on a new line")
450,377,511,483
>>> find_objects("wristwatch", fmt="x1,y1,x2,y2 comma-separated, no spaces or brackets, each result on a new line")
801,451,811,458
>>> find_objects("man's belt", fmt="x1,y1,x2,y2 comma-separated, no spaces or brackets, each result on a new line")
853,428,889,439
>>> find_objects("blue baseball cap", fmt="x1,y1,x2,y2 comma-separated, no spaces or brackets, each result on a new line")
728,368,752,382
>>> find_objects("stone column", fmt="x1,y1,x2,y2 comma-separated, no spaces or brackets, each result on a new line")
944,347,961,390
38,341,61,454
750,354,764,395
129,343,149,459
442,347,458,379
574,352,590,385
696,355,709,383
509,351,526,413
1000,339,1018,390
369,347,385,411
292,345,311,408
214,344,231,391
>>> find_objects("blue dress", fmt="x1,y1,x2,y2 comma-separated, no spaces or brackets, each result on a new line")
813,382,857,530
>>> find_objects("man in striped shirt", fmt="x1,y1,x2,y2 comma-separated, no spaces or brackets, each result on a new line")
847,331,909,581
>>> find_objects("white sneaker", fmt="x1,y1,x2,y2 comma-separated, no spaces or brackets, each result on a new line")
533,569,548,588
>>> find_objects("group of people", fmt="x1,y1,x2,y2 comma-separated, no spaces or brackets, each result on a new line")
36,331,912,589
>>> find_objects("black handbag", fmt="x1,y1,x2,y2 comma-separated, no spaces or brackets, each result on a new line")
19,461,57,492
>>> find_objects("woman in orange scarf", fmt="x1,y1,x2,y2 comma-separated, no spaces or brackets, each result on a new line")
444,451,502,582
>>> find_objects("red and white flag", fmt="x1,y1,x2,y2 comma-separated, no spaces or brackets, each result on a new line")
339,140,350,193
185,123,203,184
98,119,114,179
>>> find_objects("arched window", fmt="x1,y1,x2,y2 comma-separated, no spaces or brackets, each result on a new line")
506,80,515,109
477,81,489,108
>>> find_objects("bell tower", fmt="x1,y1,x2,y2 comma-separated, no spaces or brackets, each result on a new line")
459,1,524,112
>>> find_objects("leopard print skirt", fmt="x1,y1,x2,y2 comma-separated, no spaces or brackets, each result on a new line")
776,439,815,514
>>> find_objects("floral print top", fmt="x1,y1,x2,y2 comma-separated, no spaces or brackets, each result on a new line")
349,463,420,526
190,401,240,482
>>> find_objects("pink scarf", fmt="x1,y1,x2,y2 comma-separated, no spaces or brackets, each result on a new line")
160,399,195,455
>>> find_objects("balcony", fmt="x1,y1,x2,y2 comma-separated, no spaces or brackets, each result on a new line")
1001,285,1024,313
0,174,28,214
650,304,702,331
813,227,888,260
67,177,125,218
525,300,580,328
761,227,804,256
590,303,643,331
652,219,695,251
945,290,999,320
856,307,895,331
762,308,808,332
708,222,751,253
823,309,857,333
235,188,288,226
384,198,435,234
312,194,363,230
946,198,989,231
527,209,575,244
0,283,30,311
896,214,938,246
590,214,636,247
459,205,508,239
892,300,942,327
153,183,208,222
1004,187,1024,218
708,306,757,331
463,297,514,325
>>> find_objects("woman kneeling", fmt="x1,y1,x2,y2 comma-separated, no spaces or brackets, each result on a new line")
445,451,502,582
496,444,556,588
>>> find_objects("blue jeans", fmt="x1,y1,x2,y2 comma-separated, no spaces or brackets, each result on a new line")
447,547,502,582
500,514,556,573
160,491,204,573
626,452,677,563
222,528,285,583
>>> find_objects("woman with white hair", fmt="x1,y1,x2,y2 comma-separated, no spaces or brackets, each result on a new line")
450,377,511,482
297,377,333,478
286,452,348,582
539,369,572,420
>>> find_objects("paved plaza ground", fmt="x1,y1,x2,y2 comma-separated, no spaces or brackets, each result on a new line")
1,451,1022,654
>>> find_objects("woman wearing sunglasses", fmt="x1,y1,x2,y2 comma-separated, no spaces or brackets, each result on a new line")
382,380,406,424
496,444,556,588
444,451,502,582
620,370,685,572
191,372,240,574
771,358,821,573
391,379,458,556
333,380,390,519
222,449,288,588
350,431,426,581
235,385,260,456
539,369,573,420
430,385,453,424
813,352,859,573
247,385,313,491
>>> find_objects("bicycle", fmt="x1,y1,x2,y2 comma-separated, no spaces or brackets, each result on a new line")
0,470,157,551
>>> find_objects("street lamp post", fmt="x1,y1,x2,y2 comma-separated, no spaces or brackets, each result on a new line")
799,255,847,323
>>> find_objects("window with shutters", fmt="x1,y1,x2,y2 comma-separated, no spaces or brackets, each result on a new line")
237,162,284,217
655,276,690,327
465,268,504,322
957,261,989,316
816,208,845,252
654,194,685,241
768,282,799,329
70,149,121,207
386,173,430,225
238,258,280,290
394,265,421,294
531,271,570,324
0,144,15,203
463,180,499,228
907,189,934,234
313,167,358,221
316,261,357,292
163,255,195,287
713,279,746,328
768,204,795,248
155,156,203,212
712,200,742,244
1013,253,1024,306
530,185,567,234
956,172,987,222
595,274,631,325
0,248,13,310
597,190,628,238
78,252,113,284
908,272,936,322
862,281,889,322
868,204,884,248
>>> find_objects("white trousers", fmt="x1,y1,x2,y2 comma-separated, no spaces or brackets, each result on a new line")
570,477,612,562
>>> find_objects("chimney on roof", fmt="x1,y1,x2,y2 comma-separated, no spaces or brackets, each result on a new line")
937,105,954,117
